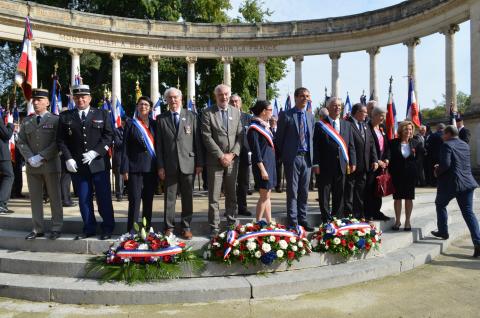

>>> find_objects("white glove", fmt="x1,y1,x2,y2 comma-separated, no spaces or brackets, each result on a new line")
66,159,78,173
82,150,99,165
28,155,44,168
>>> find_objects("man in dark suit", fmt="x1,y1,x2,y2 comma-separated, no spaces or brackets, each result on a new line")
431,125,480,258
276,87,315,231
157,88,203,240
455,115,471,144
269,116,283,193
0,109,14,214
230,94,253,216
201,84,243,237
57,84,115,240
414,125,427,187
112,119,125,201
313,97,357,223
344,103,378,218
425,123,444,187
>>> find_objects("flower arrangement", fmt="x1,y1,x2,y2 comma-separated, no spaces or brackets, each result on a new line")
310,217,382,258
205,220,312,267
86,218,204,284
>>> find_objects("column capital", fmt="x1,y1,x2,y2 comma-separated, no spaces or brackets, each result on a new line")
366,46,381,56
68,48,84,56
292,55,304,63
440,24,460,35
186,56,197,64
403,37,421,47
329,52,341,60
148,54,161,62
110,52,123,60
31,41,41,50
257,56,268,64
221,56,234,64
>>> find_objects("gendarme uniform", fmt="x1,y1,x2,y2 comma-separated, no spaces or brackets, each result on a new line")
17,88,63,239
56,84,115,239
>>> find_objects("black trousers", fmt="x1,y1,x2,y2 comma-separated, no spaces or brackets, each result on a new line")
275,160,283,189
236,161,250,213
365,170,383,218
317,164,345,222
344,170,367,218
11,155,23,196
127,172,157,232
60,168,73,204
0,160,14,205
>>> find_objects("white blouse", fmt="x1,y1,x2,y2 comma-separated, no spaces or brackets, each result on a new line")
400,143,411,158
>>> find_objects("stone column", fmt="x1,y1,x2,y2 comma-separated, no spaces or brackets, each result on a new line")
293,55,304,89
186,56,197,103
149,54,161,104
31,42,40,89
403,37,421,100
441,24,460,114
68,48,83,87
222,56,233,87
472,1,480,110
367,47,380,102
257,57,267,100
110,52,123,107
329,52,341,98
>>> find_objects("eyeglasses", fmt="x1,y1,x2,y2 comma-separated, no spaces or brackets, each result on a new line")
265,108,273,112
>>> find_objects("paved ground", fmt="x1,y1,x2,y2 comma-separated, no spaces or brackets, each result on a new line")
0,235,478,318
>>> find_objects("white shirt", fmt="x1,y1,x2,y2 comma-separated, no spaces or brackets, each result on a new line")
328,116,341,134
401,143,411,158
78,107,90,119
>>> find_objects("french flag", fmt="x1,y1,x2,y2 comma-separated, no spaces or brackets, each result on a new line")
15,16,34,114
343,93,352,119
50,75,61,115
284,94,291,110
4,112,15,162
273,98,279,118
113,98,122,128
406,77,421,127
385,90,397,141
152,97,162,120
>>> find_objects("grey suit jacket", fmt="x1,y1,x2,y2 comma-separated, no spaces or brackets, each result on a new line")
201,105,243,167
156,108,204,176
17,112,61,174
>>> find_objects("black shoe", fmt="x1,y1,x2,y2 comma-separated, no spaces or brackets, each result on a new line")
116,196,123,202
74,233,95,240
431,230,449,240
299,222,315,232
392,223,401,231
62,201,77,207
238,210,253,216
247,190,253,195
0,206,14,214
474,245,480,258
49,231,61,240
373,212,391,221
275,187,282,193
100,234,112,240
25,232,44,240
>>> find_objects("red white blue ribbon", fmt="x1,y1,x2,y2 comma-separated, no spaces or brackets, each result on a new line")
327,223,372,236
223,230,238,259
132,116,156,159
116,245,182,258
317,119,349,163
248,122,275,149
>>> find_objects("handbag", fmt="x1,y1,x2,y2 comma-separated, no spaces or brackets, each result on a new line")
375,168,395,197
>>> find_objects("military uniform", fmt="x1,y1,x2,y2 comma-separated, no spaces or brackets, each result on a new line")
17,92,63,236
56,85,115,238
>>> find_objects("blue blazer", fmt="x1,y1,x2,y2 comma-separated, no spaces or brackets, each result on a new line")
436,138,478,195
275,107,315,166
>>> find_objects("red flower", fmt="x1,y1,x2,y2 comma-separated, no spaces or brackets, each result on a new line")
123,240,138,250
348,242,355,250
341,239,347,246
239,254,245,262
325,240,331,247
240,244,246,251
349,229,354,235
177,242,186,248
365,243,371,250
372,238,377,243
163,255,171,262
287,251,295,260
275,236,281,242
150,239,161,250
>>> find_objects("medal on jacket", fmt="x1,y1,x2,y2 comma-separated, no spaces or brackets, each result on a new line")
185,125,191,134
347,165,351,175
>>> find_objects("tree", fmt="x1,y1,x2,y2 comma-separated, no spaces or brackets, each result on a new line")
422,91,472,121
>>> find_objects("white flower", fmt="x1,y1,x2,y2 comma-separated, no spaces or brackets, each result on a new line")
297,241,304,248
270,221,277,226
207,244,212,249
333,237,341,245
247,238,255,242
239,226,246,233
279,240,288,250
219,232,226,239
290,237,297,244
335,220,343,226
245,223,253,228
357,231,365,236
262,243,271,253
291,245,298,252
140,228,147,240
354,236,360,242
276,250,284,258
233,240,239,247
149,227,155,234
203,251,211,259
212,242,221,247
233,249,240,256
311,240,318,248
269,235,276,242
255,251,262,258
375,235,379,241
246,241,257,251
300,249,306,255
137,243,149,250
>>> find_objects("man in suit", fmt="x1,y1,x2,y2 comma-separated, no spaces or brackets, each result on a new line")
455,115,471,144
112,119,125,202
269,116,283,193
201,84,243,237
17,89,63,240
431,125,480,258
313,97,357,223
425,123,444,186
229,94,253,216
156,88,203,240
344,103,378,218
57,84,115,240
413,125,427,187
276,87,315,231
0,107,14,214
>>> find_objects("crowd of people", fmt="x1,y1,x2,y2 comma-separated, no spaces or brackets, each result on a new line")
0,84,478,257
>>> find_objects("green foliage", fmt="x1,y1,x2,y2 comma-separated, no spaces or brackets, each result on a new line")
238,0,272,23
422,91,472,121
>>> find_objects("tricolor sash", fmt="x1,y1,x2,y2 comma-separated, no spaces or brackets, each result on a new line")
115,245,183,258
132,117,156,159
325,222,372,236
317,120,349,163
248,122,274,149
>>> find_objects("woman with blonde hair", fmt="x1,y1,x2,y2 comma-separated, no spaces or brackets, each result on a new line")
388,121,420,231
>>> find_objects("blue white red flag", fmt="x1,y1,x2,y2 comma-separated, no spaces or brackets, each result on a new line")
50,75,61,115
343,93,352,119
15,16,33,104
113,98,122,128
152,97,162,120
406,77,421,127
273,98,279,118
284,95,291,110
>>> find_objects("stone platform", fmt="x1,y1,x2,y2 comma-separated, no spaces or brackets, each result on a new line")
0,188,477,305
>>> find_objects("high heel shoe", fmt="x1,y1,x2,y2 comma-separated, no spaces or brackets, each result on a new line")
392,223,401,231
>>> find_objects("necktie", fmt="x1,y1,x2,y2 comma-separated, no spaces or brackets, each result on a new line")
36,116,41,125
332,120,336,129
81,111,86,121
298,112,305,150
359,122,365,139
173,112,179,131
221,110,228,130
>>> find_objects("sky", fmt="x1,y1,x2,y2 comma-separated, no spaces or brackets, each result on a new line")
227,0,471,118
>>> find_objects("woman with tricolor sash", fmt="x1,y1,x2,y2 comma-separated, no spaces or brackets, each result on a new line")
247,100,277,223
120,96,157,232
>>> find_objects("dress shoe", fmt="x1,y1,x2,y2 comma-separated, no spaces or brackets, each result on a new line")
25,232,44,240
373,212,391,221
62,201,77,207
404,227,412,232
275,187,282,193
474,245,480,258
431,230,449,240
238,210,253,216
392,223,401,231
299,222,315,232
49,231,61,240
74,233,95,240
99,234,112,240
182,230,193,240
116,196,123,202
